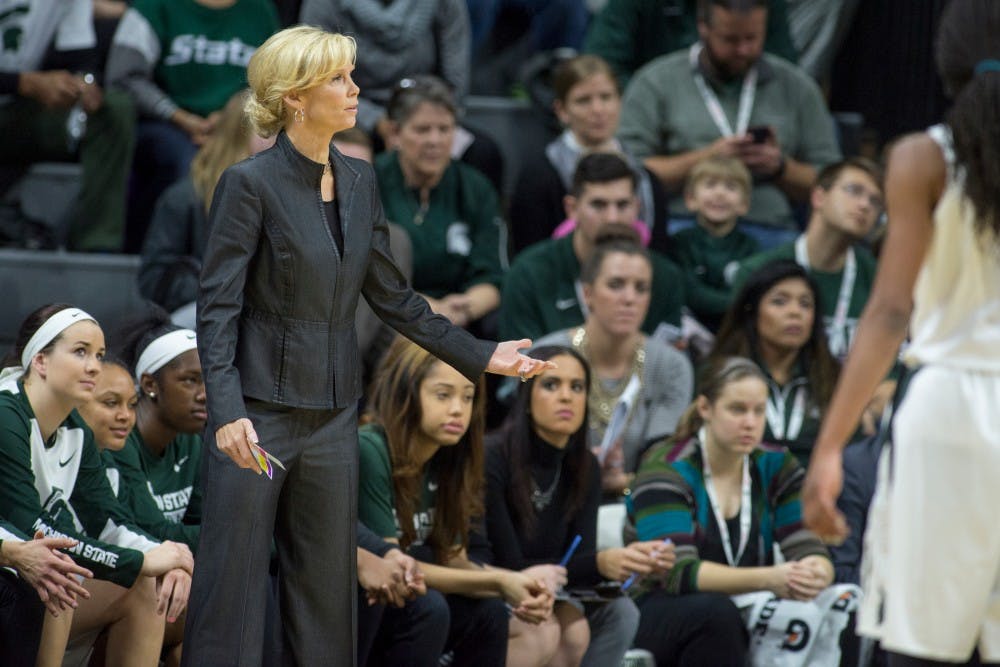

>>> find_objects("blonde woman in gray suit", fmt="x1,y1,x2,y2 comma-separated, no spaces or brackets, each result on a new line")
185,26,554,667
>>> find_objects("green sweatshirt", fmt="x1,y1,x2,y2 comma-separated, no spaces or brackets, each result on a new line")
669,223,760,331
375,152,506,299
499,233,685,341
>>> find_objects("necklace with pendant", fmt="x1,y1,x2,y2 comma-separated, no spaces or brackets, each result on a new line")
531,459,563,512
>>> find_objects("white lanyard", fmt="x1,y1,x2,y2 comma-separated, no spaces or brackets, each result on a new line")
574,280,589,319
689,43,758,138
794,235,857,358
698,427,752,568
765,381,806,441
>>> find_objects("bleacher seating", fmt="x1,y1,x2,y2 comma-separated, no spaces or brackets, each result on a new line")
0,249,145,346
463,95,557,201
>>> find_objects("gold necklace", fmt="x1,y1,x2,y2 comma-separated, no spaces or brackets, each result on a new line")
570,327,645,430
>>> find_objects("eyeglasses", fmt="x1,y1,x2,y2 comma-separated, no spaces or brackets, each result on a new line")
839,182,883,211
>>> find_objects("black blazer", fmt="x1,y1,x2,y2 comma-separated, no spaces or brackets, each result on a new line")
197,131,495,428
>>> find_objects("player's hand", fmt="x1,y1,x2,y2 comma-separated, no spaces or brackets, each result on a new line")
802,448,849,545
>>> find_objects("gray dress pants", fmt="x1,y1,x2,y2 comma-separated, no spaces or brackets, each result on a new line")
182,400,359,666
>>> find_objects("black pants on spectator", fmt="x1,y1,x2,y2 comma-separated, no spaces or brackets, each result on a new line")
633,590,747,666
0,569,44,665
358,587,449,666
358,588,508,667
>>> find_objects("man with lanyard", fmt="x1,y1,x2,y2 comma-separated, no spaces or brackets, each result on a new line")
618,0,841,249
730,157,883,360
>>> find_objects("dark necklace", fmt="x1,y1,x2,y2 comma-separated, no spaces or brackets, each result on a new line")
531,459,563,512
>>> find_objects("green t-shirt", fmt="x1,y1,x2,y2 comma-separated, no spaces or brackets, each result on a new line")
108,430,203,551
731,238,878,358
375,153,506,299
357,424,437,548
132,0,279,117
499,233,686,341
669,223,760,331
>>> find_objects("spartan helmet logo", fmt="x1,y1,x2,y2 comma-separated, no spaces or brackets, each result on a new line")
781,619,810,651
0,5,29,52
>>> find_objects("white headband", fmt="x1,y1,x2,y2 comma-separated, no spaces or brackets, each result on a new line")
135,329,198,379
21,308,97,369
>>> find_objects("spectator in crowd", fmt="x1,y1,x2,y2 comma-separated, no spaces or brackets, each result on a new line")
297,2,507,192
485,345,675,667
619,0,841,247
0,304,194,666
0,0,134,251
298,0,469,142
376,75,506,331
628,356,834,665
138,90,272,316
708,260,840,465
501,152,685,343
730,157,883,359
669,154,759,332
358,336,555,666
508,54,669,255
106,0,279,251
533,228,693,496
584,0,797,88
0,522,93,665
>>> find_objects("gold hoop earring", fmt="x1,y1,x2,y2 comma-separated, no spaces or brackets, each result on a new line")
294,108,305,123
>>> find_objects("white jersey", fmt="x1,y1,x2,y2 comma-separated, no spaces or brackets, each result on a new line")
903,124,1000,371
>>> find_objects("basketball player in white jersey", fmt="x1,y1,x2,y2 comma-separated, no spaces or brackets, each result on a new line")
802,1,1000,665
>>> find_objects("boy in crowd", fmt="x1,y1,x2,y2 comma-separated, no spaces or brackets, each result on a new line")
669,155,760,331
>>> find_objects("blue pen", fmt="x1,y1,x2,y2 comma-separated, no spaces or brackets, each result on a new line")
621,538,672,591
559,535,582,567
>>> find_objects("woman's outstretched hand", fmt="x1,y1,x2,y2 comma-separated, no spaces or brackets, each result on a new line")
487,340,557,380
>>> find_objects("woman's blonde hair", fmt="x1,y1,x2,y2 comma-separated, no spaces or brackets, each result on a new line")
245,26,356,137
191,90,253,213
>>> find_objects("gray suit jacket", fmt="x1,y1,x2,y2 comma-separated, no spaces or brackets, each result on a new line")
197,131,495,428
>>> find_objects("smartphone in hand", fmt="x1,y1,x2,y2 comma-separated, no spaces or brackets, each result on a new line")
748,126,773,144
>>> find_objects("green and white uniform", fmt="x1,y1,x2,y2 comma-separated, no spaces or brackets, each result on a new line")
357,424,437,551
0,379,158,588
107,430,202,551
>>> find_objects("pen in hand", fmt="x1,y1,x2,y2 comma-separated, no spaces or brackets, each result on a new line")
621,537,672,591
559,534,582,568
